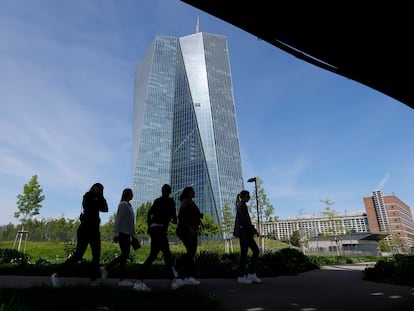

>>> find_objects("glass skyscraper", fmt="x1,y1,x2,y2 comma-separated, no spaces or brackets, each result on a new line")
132,32,244,225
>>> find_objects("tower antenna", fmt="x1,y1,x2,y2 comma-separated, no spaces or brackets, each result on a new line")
195,17,199,33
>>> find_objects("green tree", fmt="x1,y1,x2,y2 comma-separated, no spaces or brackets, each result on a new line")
378,239,392,252
14,175,45,226
221,203,235,253
199,214,220,236
220,203,235,239
320,198,339,217
46,216,79,241
136,202,151,223
319,198,343,236
101,212,116,241
0,223,17,241
248,177,275,224
135,202,151,235
290,230,300,247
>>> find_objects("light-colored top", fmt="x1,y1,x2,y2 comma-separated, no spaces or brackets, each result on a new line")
113,201,136,239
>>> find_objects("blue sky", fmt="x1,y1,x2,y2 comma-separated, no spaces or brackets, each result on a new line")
1,0,413,226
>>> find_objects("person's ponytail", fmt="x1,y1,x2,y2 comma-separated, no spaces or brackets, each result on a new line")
235,193,241,207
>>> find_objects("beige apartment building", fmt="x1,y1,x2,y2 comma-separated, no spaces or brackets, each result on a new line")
261,191,414,254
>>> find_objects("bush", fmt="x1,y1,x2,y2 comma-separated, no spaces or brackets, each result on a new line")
258,248,318,276
193,251,238,278
0,248,30,264
364,254,414,286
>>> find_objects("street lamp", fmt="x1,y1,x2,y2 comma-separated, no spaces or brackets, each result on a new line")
247,177,260,237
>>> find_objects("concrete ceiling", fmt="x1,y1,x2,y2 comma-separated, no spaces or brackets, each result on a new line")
182,0,414,109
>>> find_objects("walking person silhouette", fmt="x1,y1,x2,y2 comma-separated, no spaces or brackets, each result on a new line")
133,184,183,291
100,188,139,286
51,182,108,287
175,186,203,286
233,190,262,284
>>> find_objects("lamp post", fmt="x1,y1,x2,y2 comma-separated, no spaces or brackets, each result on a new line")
247,177,259,235
247,177,262,252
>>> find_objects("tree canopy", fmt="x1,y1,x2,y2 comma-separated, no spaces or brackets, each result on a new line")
15,175,45,226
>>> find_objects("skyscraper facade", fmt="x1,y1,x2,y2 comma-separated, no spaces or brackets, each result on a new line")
132,32,244,225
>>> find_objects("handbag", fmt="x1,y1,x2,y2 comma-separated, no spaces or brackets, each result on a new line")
131,238,141,250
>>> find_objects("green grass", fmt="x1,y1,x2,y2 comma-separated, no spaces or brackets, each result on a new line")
0,238,288,264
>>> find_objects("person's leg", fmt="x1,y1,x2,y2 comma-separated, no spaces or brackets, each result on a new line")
180,235,193,278
186,234,198,277
89,230,101,280
177,232,199,286
56,226,88,276
237,237,249,277
180,234,200,285
160,232,183,289
247,237,260,274
136,228,162,281
104,254,121,272
117,233,131,280
105,233,131,279
159,232,175,279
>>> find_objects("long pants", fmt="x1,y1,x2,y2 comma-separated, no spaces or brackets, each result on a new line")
105,232,131,280
177,231,198,278
56,224,101,280
237,235,259,276
137,227,175,280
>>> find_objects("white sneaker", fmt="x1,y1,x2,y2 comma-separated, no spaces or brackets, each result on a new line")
118,280,134,286
50,273,61,288
172,266,179,278
133,281,151,291
237,275,253,284
100,266,108,279
171,278,184,290
183,277,200,285
247,273,262,283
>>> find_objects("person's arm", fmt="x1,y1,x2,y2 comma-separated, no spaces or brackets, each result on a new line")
170,199,177,225
113,203,126,241
178,202,191,230
238,203,257,236
238,203,251,227
147,201,155,226
98,196,109,213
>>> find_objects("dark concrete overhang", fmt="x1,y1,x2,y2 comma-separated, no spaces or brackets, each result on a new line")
182,0,414,109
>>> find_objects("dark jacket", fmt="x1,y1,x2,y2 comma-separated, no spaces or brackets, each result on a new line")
233,201,257,239
147,196,177,231
80,191,108,229
176,198,201,237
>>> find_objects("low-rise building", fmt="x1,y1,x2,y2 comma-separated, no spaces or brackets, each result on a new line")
261,191,414,254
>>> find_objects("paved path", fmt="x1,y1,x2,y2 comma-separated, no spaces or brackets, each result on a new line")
1,263,413,311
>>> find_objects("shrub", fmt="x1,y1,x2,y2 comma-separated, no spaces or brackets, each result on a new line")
364,254,414,286
0,248,30,264
258,248,318,276
193,251,237,278
63,241,76,257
